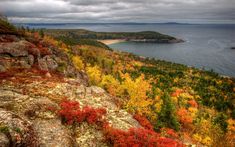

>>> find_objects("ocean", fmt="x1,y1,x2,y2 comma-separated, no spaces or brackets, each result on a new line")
24,23,235,77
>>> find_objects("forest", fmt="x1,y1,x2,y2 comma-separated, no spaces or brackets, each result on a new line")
45,29,181,43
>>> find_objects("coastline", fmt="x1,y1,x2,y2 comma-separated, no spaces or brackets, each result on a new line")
98,39,126,45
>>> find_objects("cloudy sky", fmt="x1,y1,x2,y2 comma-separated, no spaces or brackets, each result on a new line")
0,0,234,24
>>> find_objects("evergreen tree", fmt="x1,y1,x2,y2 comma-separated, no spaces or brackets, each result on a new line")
31,28,35,33
155,93,180,131
39,29,44,38
26,26,30,32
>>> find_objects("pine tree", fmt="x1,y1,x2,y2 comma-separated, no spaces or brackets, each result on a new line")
155,93,180,131
39,29,44,38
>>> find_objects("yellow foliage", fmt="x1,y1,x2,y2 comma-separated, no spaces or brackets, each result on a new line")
121,73,153,115
132,61,143,67
180,92,194,99
154,95,163,113
60,42,69,52
188,107,198,118
86,65,102,85
202,136,212,146
43,35,59,46
171,96,178,104
72,56,84,70
100,74,122,96
193,133,202,142
227,119,235,132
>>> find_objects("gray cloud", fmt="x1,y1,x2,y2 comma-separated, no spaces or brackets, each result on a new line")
0,0,234,23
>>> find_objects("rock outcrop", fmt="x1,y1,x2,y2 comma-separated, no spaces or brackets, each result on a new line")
0,33,140,146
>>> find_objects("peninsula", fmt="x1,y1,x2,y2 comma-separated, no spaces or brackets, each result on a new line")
45,29,184,44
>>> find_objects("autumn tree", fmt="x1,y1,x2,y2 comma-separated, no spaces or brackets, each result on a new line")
100,74,121,96
121,73,153,115
86,65,102,85
72,56,84,70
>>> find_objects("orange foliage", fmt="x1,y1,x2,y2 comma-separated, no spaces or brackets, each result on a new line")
171,89,184,97
188,100,198,108
177,108,193,125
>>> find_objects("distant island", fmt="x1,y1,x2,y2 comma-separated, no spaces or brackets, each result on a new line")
45,29,184,45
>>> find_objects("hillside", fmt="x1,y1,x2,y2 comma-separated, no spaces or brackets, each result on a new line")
45,29,184,43
0,20,234,146
0,19,18,35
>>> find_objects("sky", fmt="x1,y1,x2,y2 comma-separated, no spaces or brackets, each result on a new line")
0,0,234,24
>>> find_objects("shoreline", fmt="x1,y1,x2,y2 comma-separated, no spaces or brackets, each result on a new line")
98,39,126,45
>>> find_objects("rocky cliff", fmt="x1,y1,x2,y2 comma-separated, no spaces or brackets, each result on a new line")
0,33,141,146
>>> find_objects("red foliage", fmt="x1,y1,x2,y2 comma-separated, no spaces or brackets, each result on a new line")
188,100,198,108
57,99,184,146
0,71,14,80
133,114,153,130
38,47,52,56
161,128,179,139
33,32,40,39
82,106,107,124
0,68,26,81
103,126,184,147
46,106,57,112
58,99,106,125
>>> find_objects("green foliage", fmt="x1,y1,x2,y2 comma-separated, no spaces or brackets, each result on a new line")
56,62,67,73
14,127,22,133
155,93,180,131
0,125,9,133
56,36,111,50
45,29,176,42
0,18,18,35
213,113,228,132
39,29,45,38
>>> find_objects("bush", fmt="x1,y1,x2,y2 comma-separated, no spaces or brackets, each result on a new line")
134,114,153,130
72,56,84,70
58,99,106,125
104,126,183,147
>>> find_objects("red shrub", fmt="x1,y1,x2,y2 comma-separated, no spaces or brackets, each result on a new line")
103,126,184,147
83,106,107,124
161,128,179,139
133,114,153,130
57,100,184,146
58,99,106,125
37,46,52,56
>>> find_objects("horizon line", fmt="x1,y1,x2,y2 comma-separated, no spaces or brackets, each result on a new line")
13,22,235,25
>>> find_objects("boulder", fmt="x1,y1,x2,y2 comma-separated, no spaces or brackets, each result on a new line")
0,65,6,72
43,55,58,70
0,133,9,147
0,40,29,57
0,109,38,146
33,119,73,147
38,58,48,71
